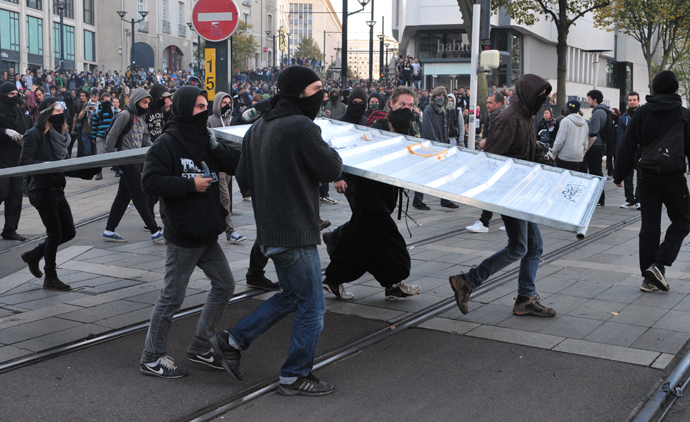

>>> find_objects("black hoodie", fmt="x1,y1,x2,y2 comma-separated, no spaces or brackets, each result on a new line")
142,86,241,247
145,84,170,142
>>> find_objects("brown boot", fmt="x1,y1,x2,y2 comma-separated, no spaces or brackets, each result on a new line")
21,250,43,278
43,275,71,291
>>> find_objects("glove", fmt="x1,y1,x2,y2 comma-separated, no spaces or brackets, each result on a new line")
206,127,219,149
241,108,259,123
5,129,22,145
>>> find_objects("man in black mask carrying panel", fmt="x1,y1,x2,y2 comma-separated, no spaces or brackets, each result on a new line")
139,86,241,378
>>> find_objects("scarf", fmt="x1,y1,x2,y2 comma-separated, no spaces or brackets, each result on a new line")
48,127,70,160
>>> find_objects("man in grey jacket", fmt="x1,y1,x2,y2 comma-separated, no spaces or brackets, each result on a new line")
324,88,347,119
552,100,588,172
102,88,162,243
586,89,611,207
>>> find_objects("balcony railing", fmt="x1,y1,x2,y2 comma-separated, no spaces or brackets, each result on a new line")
178,24,186,38
162,20,171,34
242,0,251,5
138,20,149,33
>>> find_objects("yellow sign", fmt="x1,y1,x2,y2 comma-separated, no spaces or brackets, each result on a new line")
205,48,216,101
279,26,287,52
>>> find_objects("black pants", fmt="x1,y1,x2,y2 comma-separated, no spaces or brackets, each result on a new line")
0,176,22,236
585,145,606,205
413,191,454,207
605,141,616,176
555,157,586,173
106,164,158,233
638,171,690,276
624,169,638,204
28,190,75,276
246,241,269,277
479,210,493,227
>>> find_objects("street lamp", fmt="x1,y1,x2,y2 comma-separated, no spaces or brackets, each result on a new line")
55,1,67,70
266,31,277,68
385,43,391,80
187,22,201,76
377,33,385,81
342,0,371,89
117,10,149,71
365,19,376,88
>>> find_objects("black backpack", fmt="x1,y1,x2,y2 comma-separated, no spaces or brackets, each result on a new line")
103,110,135,152
598,108,617,146
638,109,690,173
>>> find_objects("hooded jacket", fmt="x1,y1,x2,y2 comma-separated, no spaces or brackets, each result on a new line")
145,84,170,142
142,86,241,247
483,74,551,164
589,103,611,148
0,82,28,168
421,88,449,143
365,93,384,119
207,92,233,128
551,113,589,163
325,89,347,119
105,88,152,152
337,87,368,125
614,94,690,182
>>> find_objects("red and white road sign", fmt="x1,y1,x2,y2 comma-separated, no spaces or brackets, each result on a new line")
192,0,240,42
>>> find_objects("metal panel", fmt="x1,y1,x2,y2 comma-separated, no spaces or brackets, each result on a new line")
214,119,604,236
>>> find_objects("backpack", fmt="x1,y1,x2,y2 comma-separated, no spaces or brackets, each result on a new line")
638,109,690,173
103,110,135,152
597,108,616,146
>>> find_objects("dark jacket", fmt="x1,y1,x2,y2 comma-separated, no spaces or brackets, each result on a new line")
19,126,67,190
614,94,690,183
483,74,551,164
421,102,449,143
483,104,505,138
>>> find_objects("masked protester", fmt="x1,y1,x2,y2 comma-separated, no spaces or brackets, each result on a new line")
19,98,75,291
449,74,556,318
146,84,172,143
139,86,241,379
337,87,368,125
0,82,30,241
325,88,346,119
103,87,162,243
210,66,343,396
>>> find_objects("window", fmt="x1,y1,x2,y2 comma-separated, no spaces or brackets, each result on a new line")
178,1,183,25
53,0,74,19
3,0,19,4
267,14,273,33
27,16,43,55
84,0,94,25
84,30,95,62
53,22,74,61
0,10,20,52
27,0,41,10
243,13,249,23
162,0,168,22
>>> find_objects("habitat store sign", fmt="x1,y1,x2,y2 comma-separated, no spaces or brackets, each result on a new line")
418,31,471,60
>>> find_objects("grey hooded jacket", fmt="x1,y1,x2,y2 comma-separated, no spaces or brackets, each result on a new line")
588,103,610,148
207,91,233,128
105,87,152,152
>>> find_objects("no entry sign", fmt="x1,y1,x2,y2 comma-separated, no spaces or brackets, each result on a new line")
192,0,240,42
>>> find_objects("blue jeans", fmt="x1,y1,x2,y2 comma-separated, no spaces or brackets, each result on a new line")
464,215,543,297
227,246,325,384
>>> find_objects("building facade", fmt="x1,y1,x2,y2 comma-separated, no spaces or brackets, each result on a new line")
237,0,280,69
347,37,398,81
286,0,341,67
392,0,650,111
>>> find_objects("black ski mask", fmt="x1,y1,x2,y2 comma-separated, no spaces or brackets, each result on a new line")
387,107,414,134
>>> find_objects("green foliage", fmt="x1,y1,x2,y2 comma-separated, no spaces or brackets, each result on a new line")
674,40,690,104
232,22,260,72
294,37,323,61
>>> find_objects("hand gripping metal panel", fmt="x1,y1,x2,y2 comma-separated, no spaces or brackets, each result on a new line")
214,118,604,237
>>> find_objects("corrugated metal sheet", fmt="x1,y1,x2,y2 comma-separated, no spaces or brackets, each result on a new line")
214,118,604,237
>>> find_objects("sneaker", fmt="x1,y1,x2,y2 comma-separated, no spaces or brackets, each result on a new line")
607,176,614,181
499,226,506,231
323,231,336,256
440,201,459,209
1,232,26,241
319,219,331,231
140,356,188,378
94,172,102,180
43,275,71,291
449,273,472,314
513,295,556,317
278,372,335,397
597,202,605,208
246,274,280,290
151,229,164,244
323,279,355,300
210,331,244,380
636,203,641,210
413,202,430,211
320,196,338,205
466,220,489,233
384,282,420,300
227,232,246,244
644,264,669,291
187,349,224,370
103,232,127,242
21,251,43,278
640,278,659,292
620,202,636,209
242,196,251,202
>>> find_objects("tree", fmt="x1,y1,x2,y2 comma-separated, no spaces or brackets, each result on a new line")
492,0,611,112
231,22,259,72
294,37,323,61
594,0,690,90
674,40,690,105
454,1,488,121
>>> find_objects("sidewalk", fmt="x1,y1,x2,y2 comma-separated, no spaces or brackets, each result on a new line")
0,174,688,374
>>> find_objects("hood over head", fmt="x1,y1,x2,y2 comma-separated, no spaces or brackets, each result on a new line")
264,66,322,121
368,92,384,108
171,85,207,119
348,87,368,107
212,91,232,117
513,74,552,119
147,84,170,114
126,87,152,115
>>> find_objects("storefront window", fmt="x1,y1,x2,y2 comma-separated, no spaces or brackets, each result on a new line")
84,30,95,62
0,10,20,52
27,16,43,55
417,31,471,60
53,22,75,61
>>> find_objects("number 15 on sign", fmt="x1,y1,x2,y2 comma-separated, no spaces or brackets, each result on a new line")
205,48,216,100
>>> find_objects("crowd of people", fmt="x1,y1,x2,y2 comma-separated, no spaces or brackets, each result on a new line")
1,61,689,397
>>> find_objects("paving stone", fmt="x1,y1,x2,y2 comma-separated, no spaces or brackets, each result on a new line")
538,294,588,315
12,323,111,352
594,285,644,304
125,288,203,305
326,301,406,322
632,292,686,310
540,315,603,339
0,317,83,344
584,270,633,284
465,325,564,350
567,299,627,321
339,284,382,300
497,313,558,334
79,279,143,295
457,303,513,326
0,304,84,330
59,261,162,283
0,271,34,297
57,300,150,323
553,338,659,366
614,304,670,327
95,307,154,329
354,292,444,313
559,281,613,299
652,310,690,333
583,321,649,347
652,353,675,370
416,317,480,335
0,345,33,362
3,291,90,311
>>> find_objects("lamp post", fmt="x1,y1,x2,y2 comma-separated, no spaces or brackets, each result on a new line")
186,22,201,76
377,34,384,81
116,10,149,71
365,19,376,89
341,0,371,90
266,31,277,67
385,43,391,80
286,33,291,65
334,46,341,83
55,1,66,70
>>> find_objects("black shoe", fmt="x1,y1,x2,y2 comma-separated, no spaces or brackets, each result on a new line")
440,201,459,209
513,294,556,317
319,219,331,231
43,275,71,291
21,251,43,278
210,331,244,380
187,349,224,370
449,273,472,314
140,356,188,378
2,232,27,241
278,372,335,396
413,202,431,211
323,232,336,256
246,274,280,291
94,172,102,180
644,264,669,291
640,278,658,292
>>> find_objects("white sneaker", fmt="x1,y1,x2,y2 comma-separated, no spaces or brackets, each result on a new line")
385,282,421,300
227,232,246,244
466,220,489,233
499,226,506,231
620,202,636,209
320,196,338,205
636,203,641,210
